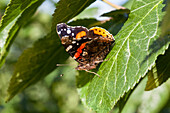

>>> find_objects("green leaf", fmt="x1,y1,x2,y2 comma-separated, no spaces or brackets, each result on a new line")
117,87,134,112
145,0,170,91
0,0,44,67
74,7,98,19
52,0,96,28
121,78,148,113
77,82,91,109
145,47,170,91
6,35,68,102
68,18,101,28
80,0,170,112
161,0,170,37
0,0,38,32
76,70,94,88
101,9,130,17
99,9,129,35
6,0,96,101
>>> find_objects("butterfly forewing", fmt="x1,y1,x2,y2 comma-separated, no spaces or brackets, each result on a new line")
56,23,91,58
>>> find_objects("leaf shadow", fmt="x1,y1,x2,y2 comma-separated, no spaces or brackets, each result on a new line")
141,35,170,67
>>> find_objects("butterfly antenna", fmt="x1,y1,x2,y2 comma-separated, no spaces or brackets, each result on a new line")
56,64,77,77
56,64,73,66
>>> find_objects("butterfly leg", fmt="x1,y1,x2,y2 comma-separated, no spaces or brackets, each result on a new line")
94,58,110,64
84,69,100,77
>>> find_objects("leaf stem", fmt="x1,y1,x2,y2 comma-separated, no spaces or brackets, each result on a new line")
102,0,126,9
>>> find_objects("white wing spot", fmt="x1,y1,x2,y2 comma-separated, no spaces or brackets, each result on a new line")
57,31,61,34
82,51,88,56
67,29,71,34
72,33,74,36
76,38,81,41
72,41,76,44
63,35,69,37
66,45,73,52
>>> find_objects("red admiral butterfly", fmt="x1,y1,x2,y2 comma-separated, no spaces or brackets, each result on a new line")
56,23,115,76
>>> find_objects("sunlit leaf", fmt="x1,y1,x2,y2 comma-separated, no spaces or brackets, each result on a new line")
0,0,38,32
78,0,170,112
0,0,44,67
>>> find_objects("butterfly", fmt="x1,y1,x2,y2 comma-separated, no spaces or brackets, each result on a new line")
56,23,115,76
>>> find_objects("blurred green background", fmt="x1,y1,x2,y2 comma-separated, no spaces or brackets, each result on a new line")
0,0,170,113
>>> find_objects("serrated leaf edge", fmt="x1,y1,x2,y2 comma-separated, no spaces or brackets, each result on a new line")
90,0,166,111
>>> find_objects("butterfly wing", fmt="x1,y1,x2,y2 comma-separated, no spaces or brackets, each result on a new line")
75,27,115,70
56,23,91,61
81,27,115,60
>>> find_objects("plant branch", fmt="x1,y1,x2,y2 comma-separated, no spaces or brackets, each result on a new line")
102,0,126,9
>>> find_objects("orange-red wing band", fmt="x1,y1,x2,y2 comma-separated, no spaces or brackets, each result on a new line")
74,42,87,59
